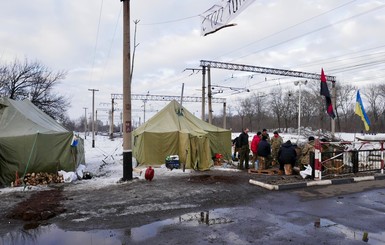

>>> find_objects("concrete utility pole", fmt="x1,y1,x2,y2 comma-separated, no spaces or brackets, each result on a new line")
142,91,149,123
88,89,99,148
110,98,115,139
83,107,88,139
294,80,307,142
121,0,133,181
207,66,213,124
201,66,206,121
223,102,227,129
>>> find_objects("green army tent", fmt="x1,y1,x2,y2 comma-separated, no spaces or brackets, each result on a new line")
133,100,231,170
0,97,85,187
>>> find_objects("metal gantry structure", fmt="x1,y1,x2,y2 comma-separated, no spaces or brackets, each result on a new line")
110,93,228,129
111,93,226,103
199,59,337,136
200,60,336,82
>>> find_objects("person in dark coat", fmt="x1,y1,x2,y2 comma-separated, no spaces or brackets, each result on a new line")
238,128,250,169
278,140,297,175
257,135,271,169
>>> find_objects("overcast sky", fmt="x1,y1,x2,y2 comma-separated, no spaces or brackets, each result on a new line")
1,0,384,123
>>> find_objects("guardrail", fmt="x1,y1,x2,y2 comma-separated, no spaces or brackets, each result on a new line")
309,140,384,179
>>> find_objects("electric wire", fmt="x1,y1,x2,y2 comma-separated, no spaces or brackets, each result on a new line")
214,0,358,60
101,4,122,81
138,15,199,25
89,0,104,83
231,3,385,62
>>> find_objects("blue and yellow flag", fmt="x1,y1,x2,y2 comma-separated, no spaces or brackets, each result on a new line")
355,90,370,131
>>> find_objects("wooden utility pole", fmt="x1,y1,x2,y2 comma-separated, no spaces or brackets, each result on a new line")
121,0,132,181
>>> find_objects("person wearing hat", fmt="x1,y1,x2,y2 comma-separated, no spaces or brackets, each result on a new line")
262,129,270,144
300,136,315,170
278,140,297,175
270,131,283,166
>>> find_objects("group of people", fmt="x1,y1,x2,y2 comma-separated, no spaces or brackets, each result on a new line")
232,128,316,175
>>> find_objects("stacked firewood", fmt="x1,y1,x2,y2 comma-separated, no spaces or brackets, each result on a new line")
23,172,64,186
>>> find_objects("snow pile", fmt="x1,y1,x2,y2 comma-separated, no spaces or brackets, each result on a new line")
1,131,383,194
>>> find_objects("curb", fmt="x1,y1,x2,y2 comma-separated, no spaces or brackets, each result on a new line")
249,173,385,191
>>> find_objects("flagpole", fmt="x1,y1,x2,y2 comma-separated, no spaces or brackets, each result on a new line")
331,81,336,139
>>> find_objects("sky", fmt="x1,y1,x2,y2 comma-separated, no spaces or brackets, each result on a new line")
1,0,384,123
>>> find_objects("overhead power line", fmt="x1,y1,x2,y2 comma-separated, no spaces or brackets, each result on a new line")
215,0,358,60
232,3,385,62
139,15,199,25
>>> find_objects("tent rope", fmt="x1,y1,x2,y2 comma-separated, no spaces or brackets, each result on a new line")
22,132,39,190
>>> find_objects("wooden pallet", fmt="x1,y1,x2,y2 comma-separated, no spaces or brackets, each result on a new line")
248,169,279,175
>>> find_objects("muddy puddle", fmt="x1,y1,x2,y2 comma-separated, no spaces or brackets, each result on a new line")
1,208,233,245
2,206,384,244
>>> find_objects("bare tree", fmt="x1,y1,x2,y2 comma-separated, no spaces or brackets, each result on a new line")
336,83,356,131
363,84,384,132
269,88,285,130
282,89,297,132
250,92,266,129
235,98,250,130
300,89,318,128
0,58,69,121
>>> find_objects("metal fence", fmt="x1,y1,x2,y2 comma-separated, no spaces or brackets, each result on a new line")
318,149,383,177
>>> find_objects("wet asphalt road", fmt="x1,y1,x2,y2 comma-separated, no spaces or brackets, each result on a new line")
124,184,385,245
2,179,384,245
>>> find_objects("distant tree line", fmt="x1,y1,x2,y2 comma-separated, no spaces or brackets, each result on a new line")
213,82,385,134
2,59,384,134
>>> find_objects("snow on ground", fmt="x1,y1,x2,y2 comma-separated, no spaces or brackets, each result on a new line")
1,130,384,194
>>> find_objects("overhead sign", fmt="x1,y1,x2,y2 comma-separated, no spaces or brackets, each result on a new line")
201,0,255,36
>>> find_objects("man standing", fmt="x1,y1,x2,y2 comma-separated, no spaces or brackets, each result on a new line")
238,128,250,170
270,131,283,166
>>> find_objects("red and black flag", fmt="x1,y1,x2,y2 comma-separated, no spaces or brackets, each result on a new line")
320,68,335,119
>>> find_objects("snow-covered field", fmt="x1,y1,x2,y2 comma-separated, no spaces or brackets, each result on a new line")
1,130,384,194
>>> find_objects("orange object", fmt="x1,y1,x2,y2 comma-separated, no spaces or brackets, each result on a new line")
145,166,154,181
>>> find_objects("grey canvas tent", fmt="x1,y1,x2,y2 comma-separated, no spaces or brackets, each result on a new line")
0,97,85,187
133,100,231,170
